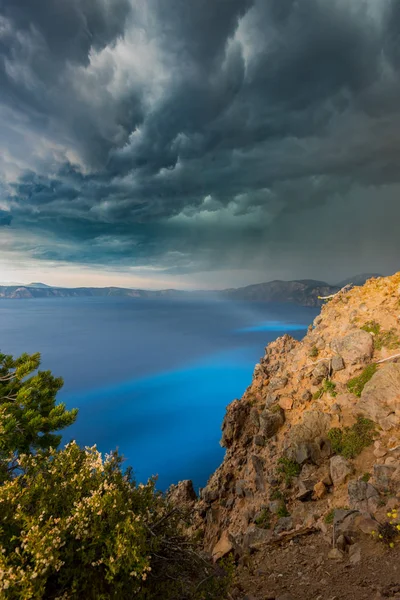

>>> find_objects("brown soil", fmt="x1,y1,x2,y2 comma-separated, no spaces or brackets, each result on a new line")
235,533,400,600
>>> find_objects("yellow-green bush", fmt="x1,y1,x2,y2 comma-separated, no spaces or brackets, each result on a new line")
347,364,377,397
0,350,231,600
328,416,376,459
0,443,230,600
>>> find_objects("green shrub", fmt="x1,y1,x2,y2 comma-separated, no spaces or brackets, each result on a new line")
276,503,290,518
254,509,271,529
361,472,371,483
328,416,376,459
323,379,337,397
375,328,400,351
324,510,334,524
324,507,351,525
0,443,232,600
270,489,284,501
347,363,378,397
313,379,337,400
309,346,319,358
277,457,301,485
361,320,381,335
360,322,400,351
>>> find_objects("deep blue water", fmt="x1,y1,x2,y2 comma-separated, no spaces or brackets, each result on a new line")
0,297,317,490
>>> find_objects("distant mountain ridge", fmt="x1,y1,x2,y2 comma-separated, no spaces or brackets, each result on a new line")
0,274,382,306
219,279,339,306
335,273,382,287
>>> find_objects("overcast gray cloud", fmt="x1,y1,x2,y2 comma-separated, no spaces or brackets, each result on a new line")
1,0,400,286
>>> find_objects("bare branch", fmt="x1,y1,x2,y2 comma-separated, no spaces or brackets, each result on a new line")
318,283,353,300
376,353,400,364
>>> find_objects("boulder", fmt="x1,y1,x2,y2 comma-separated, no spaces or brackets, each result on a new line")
254,434,265,447
251,455,266,492
349,543,362,565
168,480,197,505
331,355,345,372
301,390,312,402
373,464,396,490
311,361,330,384
249,407,260,427
259,407,285,438
279,396,293,410
330,455,353,486
313,481,327,499
201,487,219,503
235,480,251,498
353,514,379,534
274,517,293,534
328,548,344,560
391,466,400,489
212,531,233,561
333,509,360,538
265,393,279,408
268,376,288,392
335,534,348,552
290,411,332,445
221,400,250,447
297,479,317,502
373,447,387,458
348,480,379,513
242,525,273,551
269,500,282,514
358,363,400,430
331,330,373,365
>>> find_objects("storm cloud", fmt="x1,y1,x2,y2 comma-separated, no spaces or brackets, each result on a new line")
1,0,400,285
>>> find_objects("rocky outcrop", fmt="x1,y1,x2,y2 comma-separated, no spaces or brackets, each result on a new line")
348,480,379,513
331,330,374,365
185,273,400,558
168,480,197,506
358,363,400,429
330,456,353,486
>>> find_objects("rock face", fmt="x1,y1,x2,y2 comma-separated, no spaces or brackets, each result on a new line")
330,456,353,486
359,363,400,429
168,480,197,505
348,480,379,513
331,330,374,365
221,400,250,447
259,407,285,438
187,272,400,556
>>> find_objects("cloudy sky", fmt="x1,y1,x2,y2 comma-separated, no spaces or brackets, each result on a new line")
0,0,400,289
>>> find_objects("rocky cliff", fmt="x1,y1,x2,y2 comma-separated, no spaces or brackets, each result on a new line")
189,273,400,598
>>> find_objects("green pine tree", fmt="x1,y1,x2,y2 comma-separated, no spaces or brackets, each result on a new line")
0,351,78,478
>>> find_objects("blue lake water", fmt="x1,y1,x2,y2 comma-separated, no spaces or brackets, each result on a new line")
0,297,318,490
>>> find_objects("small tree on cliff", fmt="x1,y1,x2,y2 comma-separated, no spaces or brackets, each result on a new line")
0,351,78,478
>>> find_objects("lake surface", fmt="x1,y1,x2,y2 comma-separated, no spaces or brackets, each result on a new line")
0,297,317,490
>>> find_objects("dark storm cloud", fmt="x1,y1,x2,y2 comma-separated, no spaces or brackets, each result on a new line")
1,0,400,281
0,209,12,226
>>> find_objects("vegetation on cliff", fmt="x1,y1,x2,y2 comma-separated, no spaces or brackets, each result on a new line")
0,351,230,599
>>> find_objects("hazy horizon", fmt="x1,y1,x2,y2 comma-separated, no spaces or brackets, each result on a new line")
0,270,389,291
